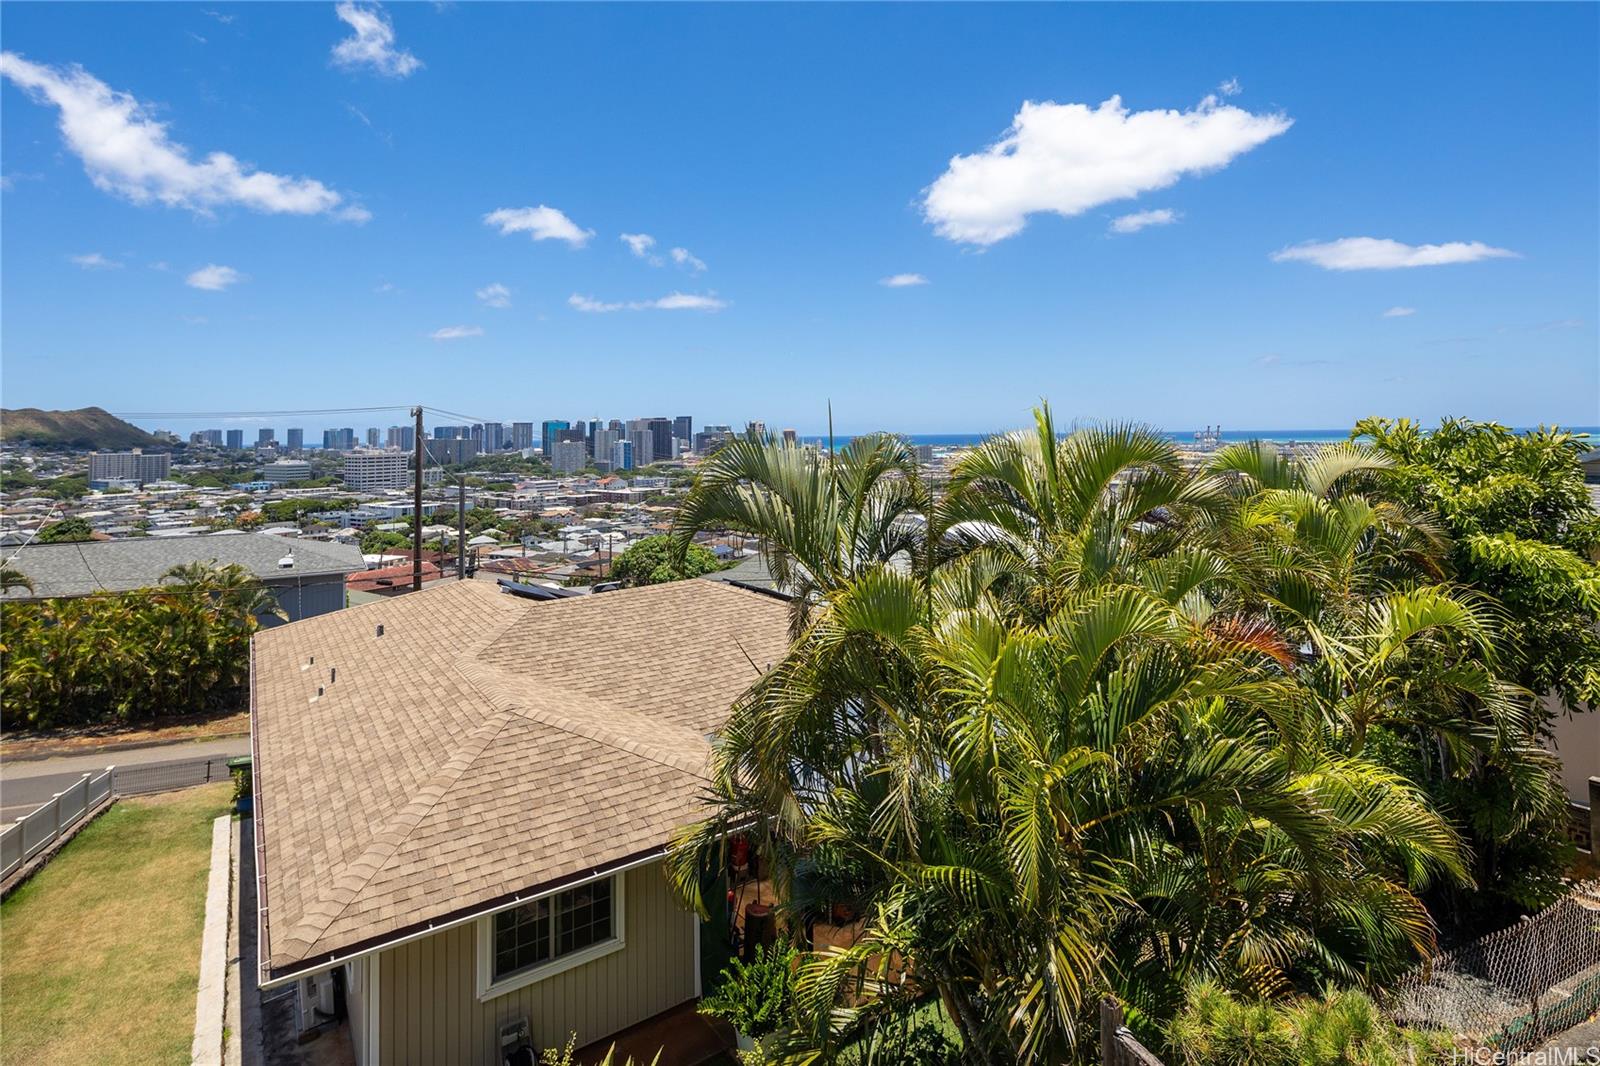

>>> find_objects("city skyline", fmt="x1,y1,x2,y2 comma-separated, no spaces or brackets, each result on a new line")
2,3,1596,431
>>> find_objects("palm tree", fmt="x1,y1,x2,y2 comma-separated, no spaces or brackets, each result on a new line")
672,431,929,631
667,410,1473,1062
0,565,34,594
936,407,1228,622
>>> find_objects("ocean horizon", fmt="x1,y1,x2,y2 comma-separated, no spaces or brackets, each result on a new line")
797,426,1600,449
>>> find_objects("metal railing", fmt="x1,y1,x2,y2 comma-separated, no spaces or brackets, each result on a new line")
1,755,239,880
1,765,115,880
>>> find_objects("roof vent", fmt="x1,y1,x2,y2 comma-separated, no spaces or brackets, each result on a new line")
316,685,324,697
329,667,337,683
277,552,295,569
375,624,384,638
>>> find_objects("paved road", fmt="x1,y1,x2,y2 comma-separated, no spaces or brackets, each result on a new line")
0,737,250,821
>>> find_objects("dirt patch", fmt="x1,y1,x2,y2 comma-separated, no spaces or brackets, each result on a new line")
1,709,250,760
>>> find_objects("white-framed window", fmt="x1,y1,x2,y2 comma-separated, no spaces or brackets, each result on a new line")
475,874,626,1000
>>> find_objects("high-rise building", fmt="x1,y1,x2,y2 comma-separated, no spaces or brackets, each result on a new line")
541,420,570,457
674,416,693,446
553,439,588,474
586,420,603,451
226,429,245,450
322,428,356,451
480,422,505,452
782,428,798,447
593,427,619,464
423,438,480,465
261,459,313,484
511,422,535,450
915,444,934,466
343,451,413,492
366,427,381,447
611,438,634,471
745,421,767,440
258,428,275,445
629,429,655,467
285,428,304,454
695,426,734,455
88,450,170,486
645,418,673,462
434,425,463,440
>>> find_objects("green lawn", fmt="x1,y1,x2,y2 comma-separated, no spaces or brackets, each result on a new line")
0,783,231,1066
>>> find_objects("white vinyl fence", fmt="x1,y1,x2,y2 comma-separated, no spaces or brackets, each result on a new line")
0,766,115,880
1,755,239,881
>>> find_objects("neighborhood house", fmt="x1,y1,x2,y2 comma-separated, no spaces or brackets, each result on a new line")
250,578,792,1064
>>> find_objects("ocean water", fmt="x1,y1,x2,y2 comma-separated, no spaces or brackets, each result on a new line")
800,427,1600,450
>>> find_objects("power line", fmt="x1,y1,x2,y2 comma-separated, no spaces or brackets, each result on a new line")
111,406,411,419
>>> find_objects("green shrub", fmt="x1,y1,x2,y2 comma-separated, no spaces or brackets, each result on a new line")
1167,982,1451,1066
699,943,797,1038
840,1005,962,1066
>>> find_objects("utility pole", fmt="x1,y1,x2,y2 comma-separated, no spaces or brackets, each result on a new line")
411,405,424,592
457,475,467,580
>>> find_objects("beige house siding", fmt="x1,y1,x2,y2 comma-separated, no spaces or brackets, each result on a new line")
366,862,697,1065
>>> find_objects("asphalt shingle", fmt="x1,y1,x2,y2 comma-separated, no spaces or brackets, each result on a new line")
250,578,792,979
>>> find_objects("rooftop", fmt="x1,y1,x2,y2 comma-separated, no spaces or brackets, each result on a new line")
250,578,792,982
2,532,364,599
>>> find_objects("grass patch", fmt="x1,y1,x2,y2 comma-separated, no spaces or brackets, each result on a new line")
0,783,231,1066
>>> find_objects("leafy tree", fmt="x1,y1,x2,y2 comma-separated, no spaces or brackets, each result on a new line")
610,534,724,587
1355,417,1600,707
665,408,1534,1061
1352,418,1593,919
42,476,88,500
260,497,357,523
36,517,94,543
359,528,411,555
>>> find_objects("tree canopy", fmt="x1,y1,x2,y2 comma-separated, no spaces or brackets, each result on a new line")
609,534,725,587
664,406,1581,1062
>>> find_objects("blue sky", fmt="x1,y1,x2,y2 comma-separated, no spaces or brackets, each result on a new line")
2,2,1596,436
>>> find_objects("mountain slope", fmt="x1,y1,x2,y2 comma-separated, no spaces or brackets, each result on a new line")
0,407,163,449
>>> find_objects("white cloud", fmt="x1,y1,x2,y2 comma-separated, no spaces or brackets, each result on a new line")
1271,238,1520,271
430,324,483,340
1382,306,1417,318
202,10,235,24
620,232,656,258
651,292,724,311
1218,77,1242,97
922,93,1292,245
0,52,360,219
568,294,624,313
567,291,727,313
476,282,511,308
69,251,120,269
879,273,929,287
186,263,244,290
670,247,707,273
1109,208,1180,234
484,205,593,248
331,2,421,78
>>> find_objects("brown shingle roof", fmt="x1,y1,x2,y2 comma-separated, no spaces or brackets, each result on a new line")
251,578,791,980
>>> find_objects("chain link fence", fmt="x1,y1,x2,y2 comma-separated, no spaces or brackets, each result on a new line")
1393,880,1600,1052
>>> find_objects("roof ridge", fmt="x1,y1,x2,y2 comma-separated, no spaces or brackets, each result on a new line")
279,711,514,963
454,657,710,776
